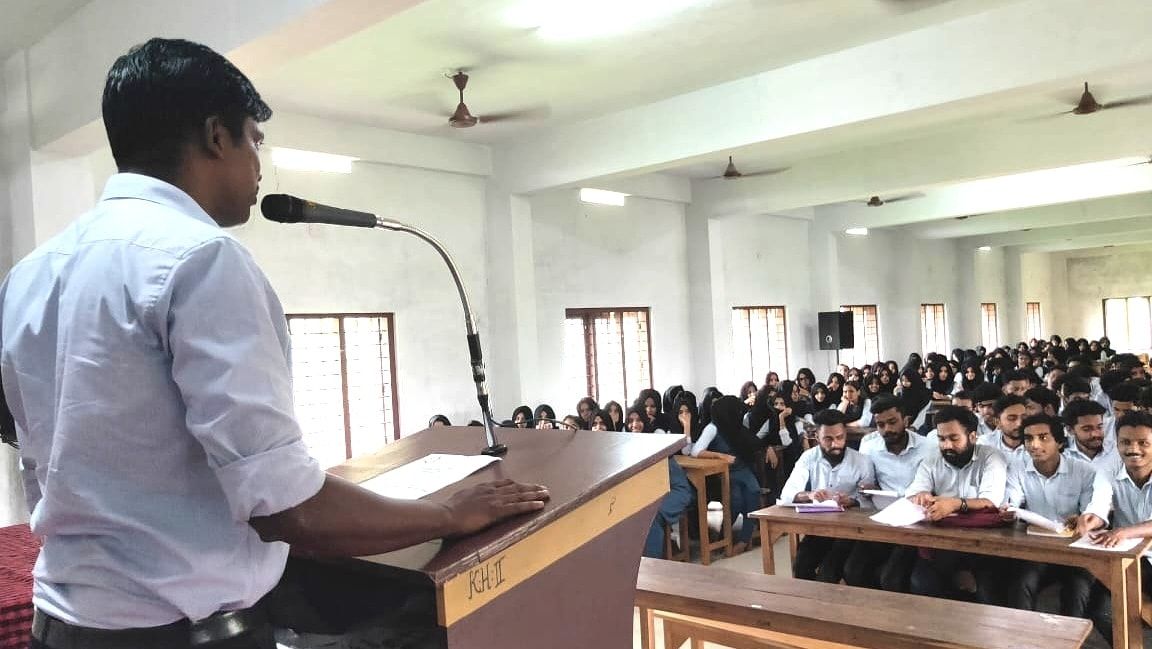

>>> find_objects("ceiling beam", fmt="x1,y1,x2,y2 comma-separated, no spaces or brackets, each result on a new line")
907,192,1152,239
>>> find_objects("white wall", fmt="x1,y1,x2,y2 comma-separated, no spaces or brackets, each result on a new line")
529,190,691,414
1055,243,1152,345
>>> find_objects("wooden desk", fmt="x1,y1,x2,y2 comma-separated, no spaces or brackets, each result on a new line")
751,506,1152,649
673,455,732,564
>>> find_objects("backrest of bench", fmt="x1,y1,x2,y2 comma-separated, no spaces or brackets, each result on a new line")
636,558,1090,649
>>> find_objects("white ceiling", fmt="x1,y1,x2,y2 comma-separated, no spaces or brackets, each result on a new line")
0,0,88,61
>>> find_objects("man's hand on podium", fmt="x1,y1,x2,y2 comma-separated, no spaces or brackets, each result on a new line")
445,479,551,537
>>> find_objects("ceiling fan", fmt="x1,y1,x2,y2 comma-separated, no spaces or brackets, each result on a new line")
1127,155,1152,166
865,193,923,207
445,70,547,128
714,156,790,179
1059,82,1152,116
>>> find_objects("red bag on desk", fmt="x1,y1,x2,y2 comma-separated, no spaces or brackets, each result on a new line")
931,508,1007,529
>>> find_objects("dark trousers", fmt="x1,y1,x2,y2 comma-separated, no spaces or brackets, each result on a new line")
910,550,1006,604
843,542,917,592
30,623,275,649
793,536,855,583
1088,561,1152,644
1011,561,1094,618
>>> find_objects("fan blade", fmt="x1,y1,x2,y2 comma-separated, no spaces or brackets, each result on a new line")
478,105,551,124
1103,94,1152,110
735,167,791,178
883,192,925,204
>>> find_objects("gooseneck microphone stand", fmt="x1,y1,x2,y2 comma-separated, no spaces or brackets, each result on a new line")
372,216,507,456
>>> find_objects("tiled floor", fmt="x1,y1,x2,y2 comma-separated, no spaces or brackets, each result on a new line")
633,532,1139,649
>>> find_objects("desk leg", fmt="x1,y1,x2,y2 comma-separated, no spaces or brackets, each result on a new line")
721,470,734,557
691,477,712,566
638,605,655,649
1111,557,1144,649
760,524,776,575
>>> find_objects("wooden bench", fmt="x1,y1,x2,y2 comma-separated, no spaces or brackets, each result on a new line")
636,557,1093,649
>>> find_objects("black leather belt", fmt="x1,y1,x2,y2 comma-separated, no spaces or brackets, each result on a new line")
32,607,268,649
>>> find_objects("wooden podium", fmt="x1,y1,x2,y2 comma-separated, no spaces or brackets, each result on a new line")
320,426,682,648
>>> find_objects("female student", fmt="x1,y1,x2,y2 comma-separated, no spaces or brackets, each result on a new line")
836,381,873,426
686,395,762,554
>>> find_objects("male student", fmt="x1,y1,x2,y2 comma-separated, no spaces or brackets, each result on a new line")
845,396,935,591
952,390,974,412
1023,386,1060,418
1001,370,1034,397
1083,411,1152,643
1004,415,1109,618
976,394,1028,462
972,383,1002,437
906,406,1009,603
781,409,875,583
1062,400,1123,478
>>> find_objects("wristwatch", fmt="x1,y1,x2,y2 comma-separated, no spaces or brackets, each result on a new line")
959,498,969,514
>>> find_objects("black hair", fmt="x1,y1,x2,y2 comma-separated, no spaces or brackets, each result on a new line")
590,409,615,430
869,394,903,417
1002,369,1035,386
1020,414,1067,448
1023,387,1060,413
953,390,972,401
813,408,848,427
1061,377,1092,398
971,382,1001,405
933,405,979,433
102,38,271,177
1100,369,1130,395
1108,381,1141,404
1116,411,1152,434
427,414,451,427
512,405,533,424
993,394,1027,416
1060,399,1107,427
534,404,556,422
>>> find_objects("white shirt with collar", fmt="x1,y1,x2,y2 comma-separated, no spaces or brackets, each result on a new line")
780,445,875,505
976,429,1029,463
1063,442,1123,480
858,430,937,493
1107,466,1152,559
0,174,326,628
906,444,1008,504
1006,454,1111,522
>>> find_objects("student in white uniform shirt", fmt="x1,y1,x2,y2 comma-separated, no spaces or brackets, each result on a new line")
906,406,1009,603
780,409,875,583
1083,411,1152,644
971,384,1002,438
1103,381,1140,440
976,394,1028,463
1004,415,1111,619
1061,399,1122,478
844,396,935,591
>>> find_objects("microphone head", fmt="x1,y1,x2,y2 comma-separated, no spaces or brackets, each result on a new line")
261,194,306,223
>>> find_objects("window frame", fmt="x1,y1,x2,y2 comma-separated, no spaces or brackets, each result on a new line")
919,303,948,355
285,312,401,462
980,303,1000,349
1025,302,1043,341
731,305,790,385
839,304,880,368
565,307,654,405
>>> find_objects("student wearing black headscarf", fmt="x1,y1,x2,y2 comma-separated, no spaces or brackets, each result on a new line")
898,370,933,431
511,405,533,428
634,388,672,432
929,363,956,400
960,361,985,392
533,404,557,429
686,395,762,553
697,387,723,432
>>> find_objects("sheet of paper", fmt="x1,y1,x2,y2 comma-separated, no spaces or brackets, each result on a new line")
777,499,841,509
1069,536,1145,553
869,498,927,527
860,489,900,498
358,453,501,500
1009,507,1068,534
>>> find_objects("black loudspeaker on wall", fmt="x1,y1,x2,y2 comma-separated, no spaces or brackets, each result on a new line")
818,312,855,350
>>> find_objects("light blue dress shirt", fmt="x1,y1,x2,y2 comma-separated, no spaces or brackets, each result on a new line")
0,174,326,628
1005,454,1111,522
780,446,875,506
1108,466,1152,560
858,430,936,493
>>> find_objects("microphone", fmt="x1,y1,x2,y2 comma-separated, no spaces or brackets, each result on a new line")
260,194,508,456
260,194,376,228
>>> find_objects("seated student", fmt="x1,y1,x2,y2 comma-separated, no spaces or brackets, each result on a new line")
427,414,451,427
642,458,694,559
1005,415,1109,618
1024,386,1060,418
534,404,557,429
634,388,673,433
625,406,650,433
1104,381,1140,438
1060,376,1093,412
589,409,615,431
1062,399,1122,476
972,383,1002,436
604,400,625,431
686,395,762,554
834,380,873,426
780,409,875,583
976,394,1029,462
951,390,974,412
1001,369,1034,397
576,396,599,427
906,406,1009,603
845,396,936,591
561,414,585,430
1084,411,1152,643
511,405,533,428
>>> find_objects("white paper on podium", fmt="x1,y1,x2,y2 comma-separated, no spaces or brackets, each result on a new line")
1069,536,1145,553
1009,507,1067,534
869,498,927,527
359,453,501,500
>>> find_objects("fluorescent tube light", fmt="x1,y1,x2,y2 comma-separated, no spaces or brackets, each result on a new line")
580,188,629,206
270,147,357,174
977,246,992,252
845,227,869,236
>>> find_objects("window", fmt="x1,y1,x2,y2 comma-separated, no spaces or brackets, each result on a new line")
1025,302,1043,341
839,305,880,368
920,304,948,355
286,314,399,468
980,303,999,349
731,306,789,387
565,308,653,406
1103,297,1152,353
